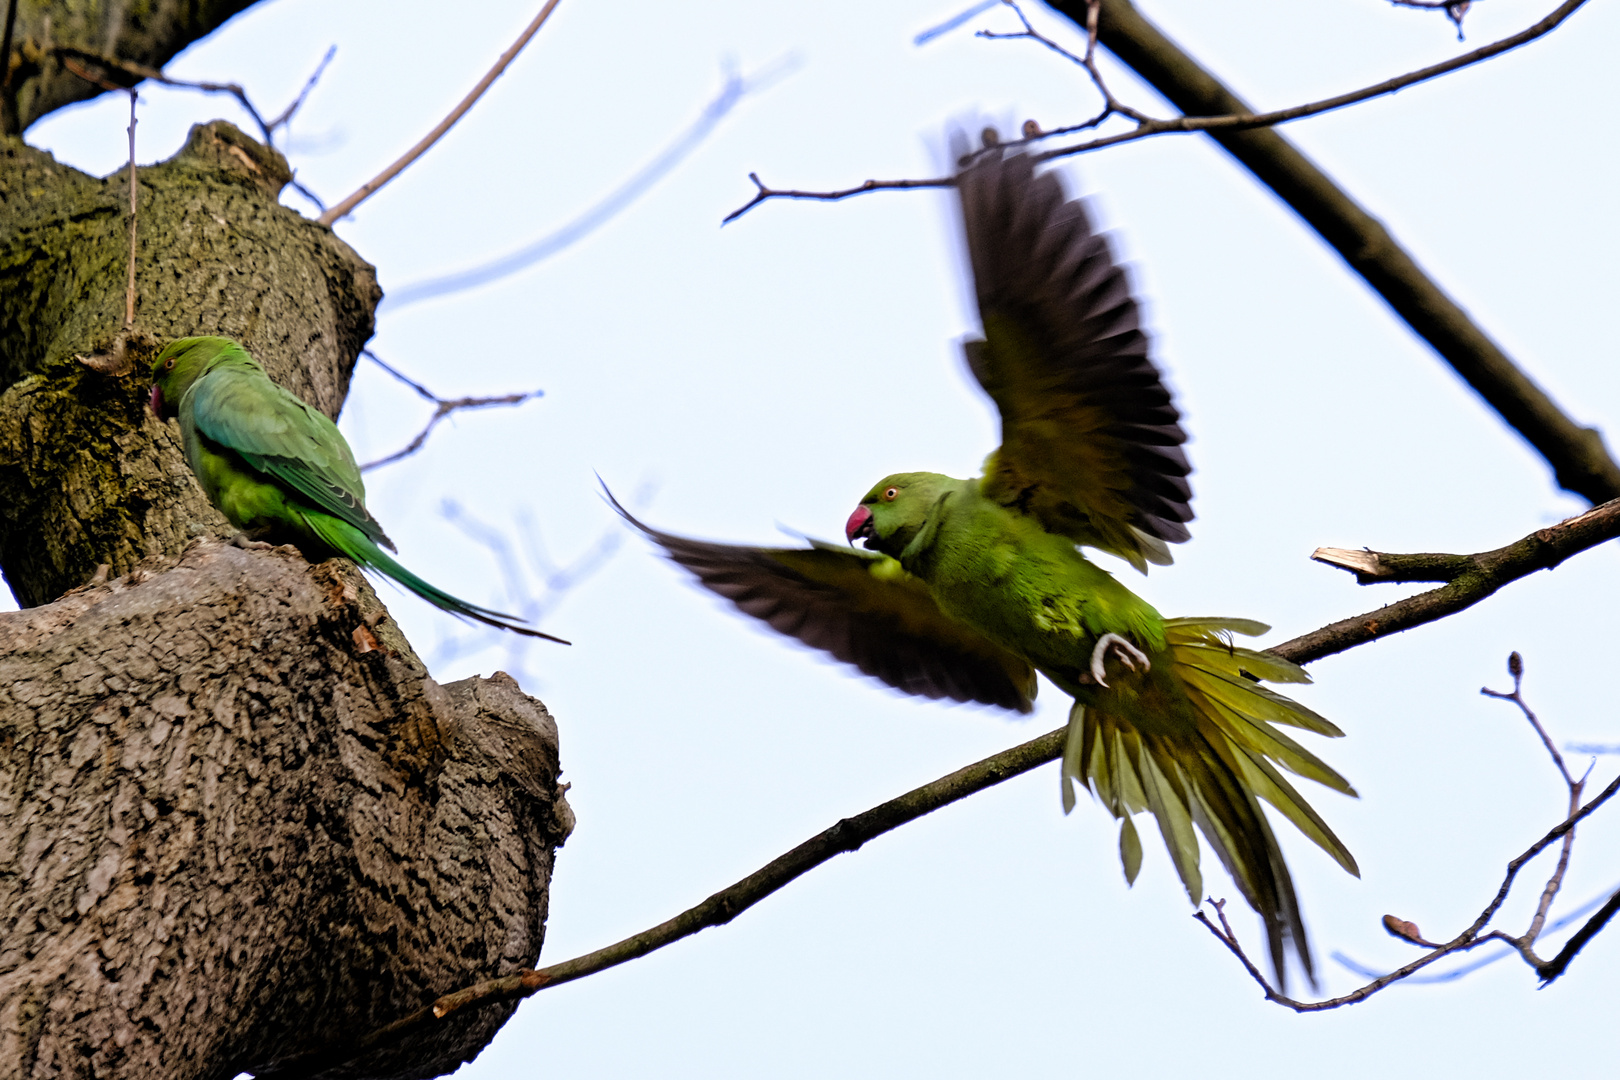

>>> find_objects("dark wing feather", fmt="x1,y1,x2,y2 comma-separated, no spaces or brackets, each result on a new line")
188,364,394,550
958,149,1193,572
614,499,1036,713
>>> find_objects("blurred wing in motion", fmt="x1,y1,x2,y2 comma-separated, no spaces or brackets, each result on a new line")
958,148,1193,573
611,493,1037,712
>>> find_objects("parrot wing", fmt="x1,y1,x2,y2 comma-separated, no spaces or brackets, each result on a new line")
614,498,1037,713
957,148,1193,573
187,364,395,550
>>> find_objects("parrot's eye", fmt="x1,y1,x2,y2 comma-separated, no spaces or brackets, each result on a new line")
883,487,899,501
164,357,175,371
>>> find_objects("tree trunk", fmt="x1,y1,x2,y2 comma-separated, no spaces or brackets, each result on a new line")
0,9,573,1074
0,120,376,608
0,541,573,1079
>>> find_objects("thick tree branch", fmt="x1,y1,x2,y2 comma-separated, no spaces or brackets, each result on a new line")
0,540,571,1076
1280,498,1620,664
319,0,562,225
0,0,258,135
1074,0,1620,505
257,724,1070,1079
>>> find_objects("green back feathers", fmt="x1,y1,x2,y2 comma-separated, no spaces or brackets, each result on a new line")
957,152,1194,574
158,337,394,551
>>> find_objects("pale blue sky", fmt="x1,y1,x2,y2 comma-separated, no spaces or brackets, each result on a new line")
24,1,1620,1076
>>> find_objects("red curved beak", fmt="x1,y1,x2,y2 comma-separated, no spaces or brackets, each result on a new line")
149,384,164,418
844,504,873,544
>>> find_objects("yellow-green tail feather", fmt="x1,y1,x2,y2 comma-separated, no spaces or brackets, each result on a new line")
1061,617,1357,989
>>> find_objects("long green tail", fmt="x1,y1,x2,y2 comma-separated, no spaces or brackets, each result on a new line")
302,511,569,644
1061,617,1355,989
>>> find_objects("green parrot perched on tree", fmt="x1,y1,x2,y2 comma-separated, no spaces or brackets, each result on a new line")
615,147,1356,988
149,336,566,643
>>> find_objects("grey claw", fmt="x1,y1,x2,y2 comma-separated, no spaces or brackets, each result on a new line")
1089,632,1151,688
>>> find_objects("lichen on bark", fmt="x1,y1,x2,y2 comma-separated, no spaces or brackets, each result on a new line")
0,120,381,608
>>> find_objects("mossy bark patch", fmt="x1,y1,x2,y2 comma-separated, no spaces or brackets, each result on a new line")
0,121,381,606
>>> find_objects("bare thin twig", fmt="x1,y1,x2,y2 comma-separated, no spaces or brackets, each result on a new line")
253,723,1071,1079
55,46,276,142
61,56,143,376
266,45,336,132
1029,0,1566,162
54,44,334,212
1196,766,1620,1010
318,0,562,225
977,1,1152,128
726,0,1584,224
722,173,950,225
1479,654,1582,954
1483,652,1575,787
1336,879,1620,983
357,349,543,472
63,44,333,147
1202,658,1611,1005
431,497,633,687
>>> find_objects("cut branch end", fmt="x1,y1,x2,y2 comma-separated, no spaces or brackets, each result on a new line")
1313,547,1383,579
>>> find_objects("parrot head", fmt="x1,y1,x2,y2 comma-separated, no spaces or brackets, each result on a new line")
149,336,242,419
845,471,954,558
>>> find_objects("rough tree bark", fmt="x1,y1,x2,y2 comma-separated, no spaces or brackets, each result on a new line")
0,542,573,1079
0,6,573,1077
0,119,376,607
1,1,260,136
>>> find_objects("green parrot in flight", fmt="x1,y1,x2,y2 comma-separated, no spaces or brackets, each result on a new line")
616,148,1356,988
149,336,566,643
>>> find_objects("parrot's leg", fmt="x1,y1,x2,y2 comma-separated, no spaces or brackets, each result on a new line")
1087,632,1150,688
230,530,276,551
